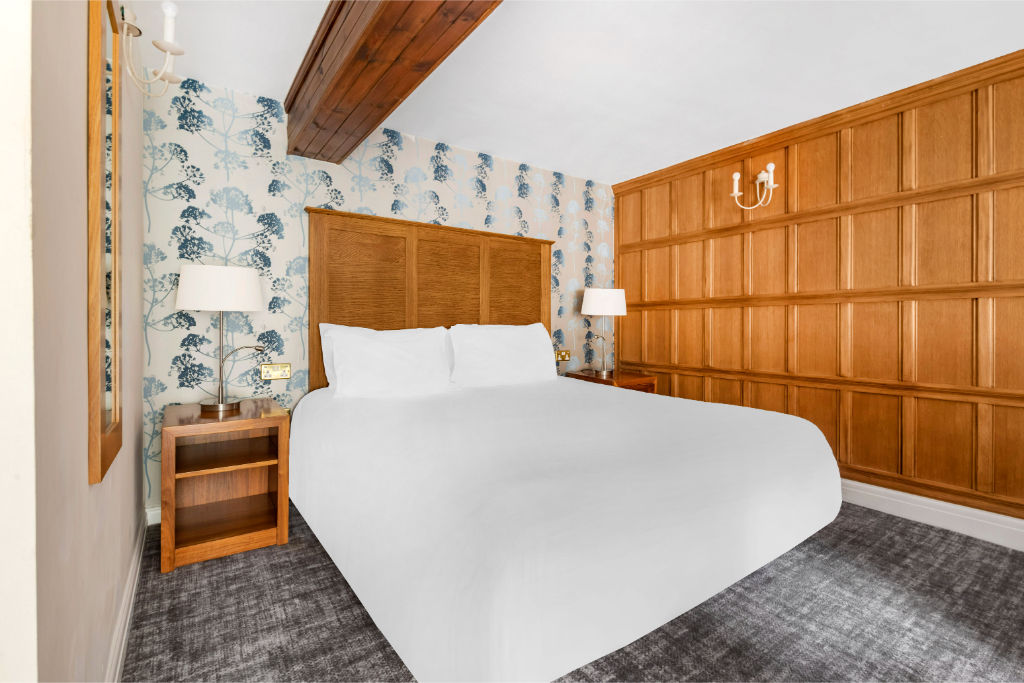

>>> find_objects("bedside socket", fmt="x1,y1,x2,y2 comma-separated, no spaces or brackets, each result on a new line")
555,350,571,362
260,362,292,380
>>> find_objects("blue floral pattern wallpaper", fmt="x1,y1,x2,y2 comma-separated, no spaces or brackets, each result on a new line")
141,79,615,507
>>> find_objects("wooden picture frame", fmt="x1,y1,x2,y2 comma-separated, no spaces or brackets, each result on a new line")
87,0,122,483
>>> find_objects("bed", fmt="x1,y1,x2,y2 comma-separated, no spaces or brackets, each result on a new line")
292,209,842,681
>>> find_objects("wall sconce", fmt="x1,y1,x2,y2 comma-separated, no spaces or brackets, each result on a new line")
121,1,186,97
731,163,778,210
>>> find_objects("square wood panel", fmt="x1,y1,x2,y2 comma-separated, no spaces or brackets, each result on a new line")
750,227,786,295
674,242,704,299
325,229,407,329
672,174,704,233
619,311,642,363
791,386,838,456
644,309,672,364
795,133,838,210
416,238,481,328
711,235,744,297
916,299,973,386
914,398,975,488
747,148,786,221
850,209,900,289
618,191,641,244
710,162,743,228
916,196,973,286
672,374,704,401
796,219,838,292
675,308,704,367
994,187,1024,282
710,307,743,369
644,247,672,301
993,406,1024,499
848,392,901,474
850,115,900,199
749,306,786,372
795,304,839,376
749,382,787,413
992,75,1024,174
642,184,672,240
708,377,743,405
619,251,642,304
914,93,974,188
994,297,1024,390
489,242,541,326
848,302,900,380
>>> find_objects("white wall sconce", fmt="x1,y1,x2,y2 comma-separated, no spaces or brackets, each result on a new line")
121,1,185,97
731,163,779,210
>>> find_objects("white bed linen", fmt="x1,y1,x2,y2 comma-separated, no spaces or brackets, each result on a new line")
290,378,841,681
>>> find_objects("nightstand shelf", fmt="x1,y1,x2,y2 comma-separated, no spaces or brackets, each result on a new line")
175,436,279,478
161,399,290,573
175,493,278,549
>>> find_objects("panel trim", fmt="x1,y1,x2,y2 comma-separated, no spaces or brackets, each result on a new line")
619,362,1024,407
842,478,1024,550
620,168,1024,253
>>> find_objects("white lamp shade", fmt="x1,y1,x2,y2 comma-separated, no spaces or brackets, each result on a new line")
581,288,627,316
175,264,264,312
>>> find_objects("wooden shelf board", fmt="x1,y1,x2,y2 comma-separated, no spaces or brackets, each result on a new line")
176,436,278,478
175,493,277,549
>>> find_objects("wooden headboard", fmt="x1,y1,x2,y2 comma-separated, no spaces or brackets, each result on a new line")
306,208,553,391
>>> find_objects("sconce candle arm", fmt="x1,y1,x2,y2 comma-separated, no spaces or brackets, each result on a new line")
730,163,779,210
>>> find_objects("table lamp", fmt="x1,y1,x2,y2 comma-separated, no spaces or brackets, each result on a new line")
176,264,265,416
581,287,627,379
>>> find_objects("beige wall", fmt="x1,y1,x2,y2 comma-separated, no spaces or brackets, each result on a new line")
0,0,37,680
32,2,145,680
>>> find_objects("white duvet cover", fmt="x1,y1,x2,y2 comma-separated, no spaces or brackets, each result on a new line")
290,378,841,681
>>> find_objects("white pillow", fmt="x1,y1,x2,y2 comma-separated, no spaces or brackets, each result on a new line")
449,323,556,387
324,325,452,398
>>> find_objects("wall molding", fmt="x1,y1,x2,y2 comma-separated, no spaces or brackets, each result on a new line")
145,506,160,526
104,511,146,682
842,478,1024,551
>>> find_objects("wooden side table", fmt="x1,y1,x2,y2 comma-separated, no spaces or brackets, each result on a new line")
161,398,290,573
566,369,658,393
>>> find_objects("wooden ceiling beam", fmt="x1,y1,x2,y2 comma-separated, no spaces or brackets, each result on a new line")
285,0,501,163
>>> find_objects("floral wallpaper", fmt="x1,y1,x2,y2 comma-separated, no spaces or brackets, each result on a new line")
141,79,614,507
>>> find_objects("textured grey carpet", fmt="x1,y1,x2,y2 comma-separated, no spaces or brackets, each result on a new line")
122,503,1024,682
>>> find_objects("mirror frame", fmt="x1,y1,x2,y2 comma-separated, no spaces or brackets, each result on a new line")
88,0,122,483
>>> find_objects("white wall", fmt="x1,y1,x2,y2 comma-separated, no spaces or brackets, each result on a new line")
31,2,145,680
0,0,37,679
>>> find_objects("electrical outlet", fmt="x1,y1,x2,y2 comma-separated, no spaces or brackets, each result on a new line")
555,350,571,362
260,362,292,380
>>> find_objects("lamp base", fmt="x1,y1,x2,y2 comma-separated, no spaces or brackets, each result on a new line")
593,369,614,379
199,400,241,418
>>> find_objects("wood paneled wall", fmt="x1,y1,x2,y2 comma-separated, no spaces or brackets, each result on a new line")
613,50,1024,519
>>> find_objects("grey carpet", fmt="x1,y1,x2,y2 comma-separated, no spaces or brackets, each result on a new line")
122,503,1024,682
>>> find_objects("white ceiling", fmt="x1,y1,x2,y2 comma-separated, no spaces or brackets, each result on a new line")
130,1,1024,185
129,0,328,104
384,0,1024,184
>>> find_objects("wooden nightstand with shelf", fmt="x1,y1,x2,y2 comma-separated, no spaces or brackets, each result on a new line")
566,369,657,393
161,398,289,573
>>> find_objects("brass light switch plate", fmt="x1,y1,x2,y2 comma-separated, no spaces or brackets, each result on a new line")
260,362,292,380
555,350,571,362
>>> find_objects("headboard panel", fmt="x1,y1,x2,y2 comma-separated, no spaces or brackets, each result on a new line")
307,208,553,391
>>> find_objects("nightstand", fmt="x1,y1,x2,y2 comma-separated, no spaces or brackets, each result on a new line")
161,398,289,573
566,369,657,393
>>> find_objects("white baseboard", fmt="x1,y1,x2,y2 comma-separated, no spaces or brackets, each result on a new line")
145,505,160,526
105,511,147,682
842,478,1024,552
